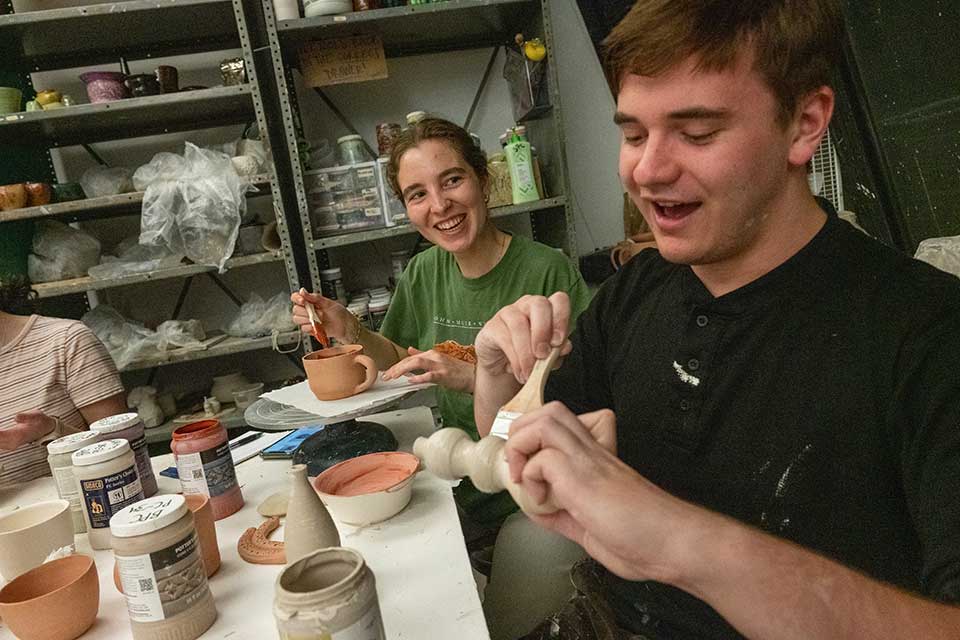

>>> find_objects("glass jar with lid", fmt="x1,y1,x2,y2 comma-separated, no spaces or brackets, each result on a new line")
337,135,371,165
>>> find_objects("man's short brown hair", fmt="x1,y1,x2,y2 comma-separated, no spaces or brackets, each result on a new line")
603,0,844,124
387,117,488,201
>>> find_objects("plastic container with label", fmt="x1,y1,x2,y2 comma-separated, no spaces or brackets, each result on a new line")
72,439,145,550
171,420,243,520
110,494,217,640
368,295,391,332
47,430,101,533
320,267,348,305
90,413,158,498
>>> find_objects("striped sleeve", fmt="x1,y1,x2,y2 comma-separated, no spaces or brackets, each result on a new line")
61,320,124,409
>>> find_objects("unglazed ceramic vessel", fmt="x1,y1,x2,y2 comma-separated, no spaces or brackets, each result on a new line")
0,554,99,640
0,499,74,580
302,345,377,401
185,494,221,577
238,517,285,565
285,464,339,565
413,428,559,516
210,371,251,404
312,452,419,526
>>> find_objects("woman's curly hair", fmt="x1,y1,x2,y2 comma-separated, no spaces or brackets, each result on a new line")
0,275,39,315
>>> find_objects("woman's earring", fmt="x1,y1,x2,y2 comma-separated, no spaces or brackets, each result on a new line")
483,193,490,203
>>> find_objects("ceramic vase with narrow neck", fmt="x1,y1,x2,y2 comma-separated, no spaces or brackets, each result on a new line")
284,464,339,565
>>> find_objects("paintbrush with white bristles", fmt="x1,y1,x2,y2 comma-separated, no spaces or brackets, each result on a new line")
489,345,562,439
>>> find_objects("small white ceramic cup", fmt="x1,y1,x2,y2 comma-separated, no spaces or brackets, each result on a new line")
0,499,74,581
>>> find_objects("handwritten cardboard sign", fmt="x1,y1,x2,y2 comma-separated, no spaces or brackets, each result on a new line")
299,34,388,87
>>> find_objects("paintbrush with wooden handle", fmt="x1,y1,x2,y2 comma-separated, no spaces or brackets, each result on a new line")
300,288,330,349
489,345,562,439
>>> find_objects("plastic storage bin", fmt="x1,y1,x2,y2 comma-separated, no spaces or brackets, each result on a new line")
305,162,386,236
376,158,407,226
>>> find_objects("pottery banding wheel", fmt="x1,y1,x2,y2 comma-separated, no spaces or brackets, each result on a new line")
292,419,398,477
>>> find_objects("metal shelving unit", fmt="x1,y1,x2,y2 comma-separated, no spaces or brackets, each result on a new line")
1,0,309,387
312,196,566,250
261,0,577,294
0,86,255,147
0,0,239,71
32,250,283,298
277,0,539,57
120,330,301,371
0,174,271,223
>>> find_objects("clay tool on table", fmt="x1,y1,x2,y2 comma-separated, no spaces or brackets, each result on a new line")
301,288,330,348
490,345,562,439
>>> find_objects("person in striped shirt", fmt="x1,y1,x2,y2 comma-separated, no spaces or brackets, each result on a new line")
0,275,125,486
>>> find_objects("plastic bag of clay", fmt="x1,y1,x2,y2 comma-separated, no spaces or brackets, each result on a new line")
503,47,549,121
79,166,134,198
155,319,206,351
88,242,184,280
138,142,254,272
27,220,101,282
81,305,159,369
915,235,960,279
225,292,297,337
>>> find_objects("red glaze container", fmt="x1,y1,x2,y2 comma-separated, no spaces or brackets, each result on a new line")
171,420,243,520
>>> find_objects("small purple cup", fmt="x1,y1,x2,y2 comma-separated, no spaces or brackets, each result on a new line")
79,71,128,103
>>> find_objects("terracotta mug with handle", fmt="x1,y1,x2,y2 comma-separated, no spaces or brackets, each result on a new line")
303,345,378,401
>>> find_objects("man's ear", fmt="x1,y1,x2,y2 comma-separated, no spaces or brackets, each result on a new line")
787,86,835,167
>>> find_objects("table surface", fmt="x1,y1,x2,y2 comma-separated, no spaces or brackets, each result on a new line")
0,406,489,640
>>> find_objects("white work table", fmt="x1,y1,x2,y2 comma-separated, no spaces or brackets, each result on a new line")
0,406,489,639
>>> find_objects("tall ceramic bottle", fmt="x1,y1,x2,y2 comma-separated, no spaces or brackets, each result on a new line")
504,128,540,204
285,464,340,565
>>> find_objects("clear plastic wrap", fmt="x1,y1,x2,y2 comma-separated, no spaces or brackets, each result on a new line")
27,220,101,282
136,143,254,272
225,292,296,338
915,235,960,279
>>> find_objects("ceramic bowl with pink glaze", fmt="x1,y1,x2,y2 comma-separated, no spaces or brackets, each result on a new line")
312,451,420,525
0,554,99,640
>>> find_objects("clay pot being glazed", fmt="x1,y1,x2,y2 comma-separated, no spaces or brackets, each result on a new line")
285,464,340,565
302,345,378,401
313,452,419,526
0,554,99,640
0,498,74,581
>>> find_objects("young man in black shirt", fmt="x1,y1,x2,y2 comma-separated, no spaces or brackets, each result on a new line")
473,0,960,638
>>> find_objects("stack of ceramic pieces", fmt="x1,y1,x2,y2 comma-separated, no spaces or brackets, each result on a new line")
0,87,22,114
303,0,352,17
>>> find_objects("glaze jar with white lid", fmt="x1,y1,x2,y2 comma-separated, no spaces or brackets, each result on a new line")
47,430,101,533
72,439,144,550
90,412,158,498
110,494,217,640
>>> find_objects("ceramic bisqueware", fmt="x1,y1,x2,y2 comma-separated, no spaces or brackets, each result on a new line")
0,553,99,640
285,464,339,565
210,371,251,404
313,452,419,526
155,65,179,93
0,183,27,211
0,86,22,113
185,494,221,577
302,345,377,401
79,71,128,103
24,182,52,206
232,381,264,410
0,499,74,581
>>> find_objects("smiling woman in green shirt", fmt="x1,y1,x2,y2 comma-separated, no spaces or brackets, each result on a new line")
291,117,591,526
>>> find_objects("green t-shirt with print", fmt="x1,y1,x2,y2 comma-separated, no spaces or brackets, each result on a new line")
379,233,592,525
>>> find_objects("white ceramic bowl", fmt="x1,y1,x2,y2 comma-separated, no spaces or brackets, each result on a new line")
303,0,352,18
0,499,73,581
312,452,420,526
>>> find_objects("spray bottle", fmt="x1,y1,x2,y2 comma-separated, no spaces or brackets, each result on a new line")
504,127,540,204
